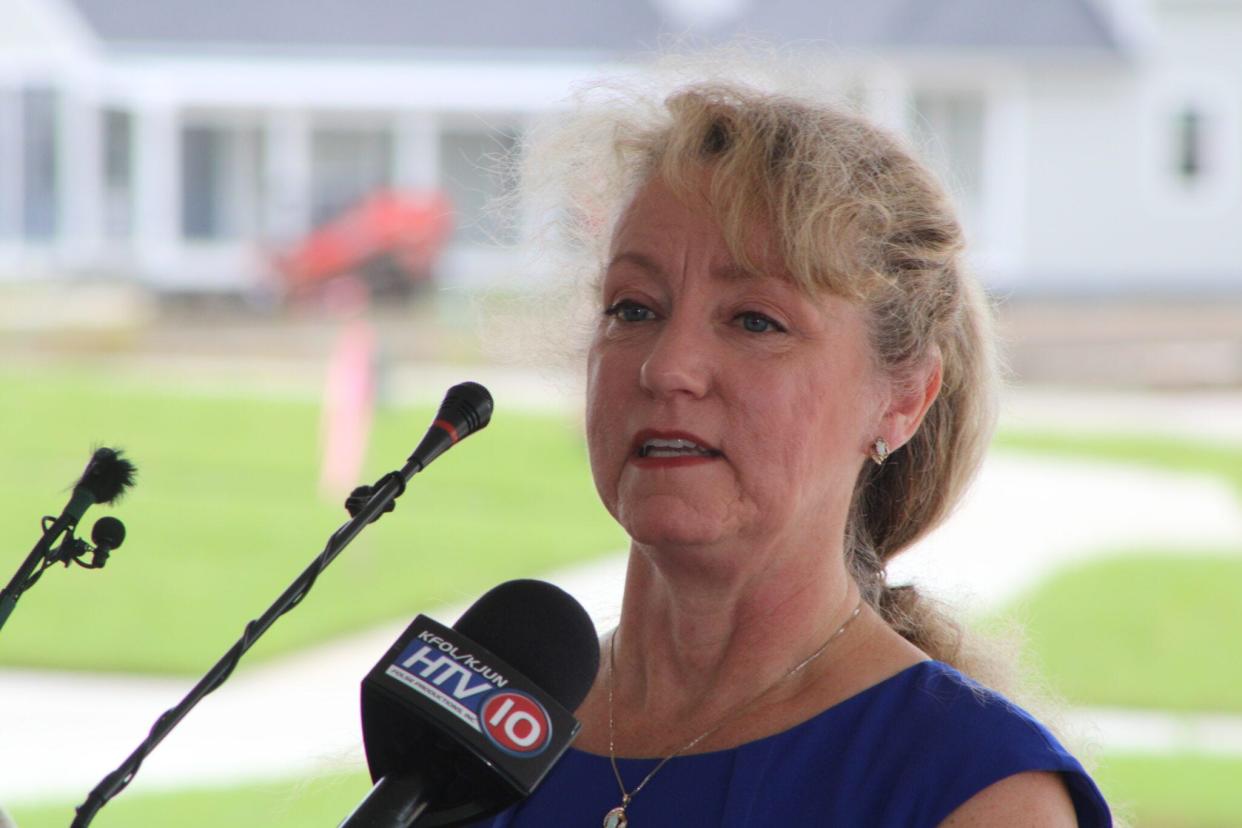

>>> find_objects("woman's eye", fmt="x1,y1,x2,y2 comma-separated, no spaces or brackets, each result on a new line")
736,311,785,334
604,300,656,323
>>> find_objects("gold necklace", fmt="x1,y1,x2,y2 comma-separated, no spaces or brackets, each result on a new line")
603,599,864,828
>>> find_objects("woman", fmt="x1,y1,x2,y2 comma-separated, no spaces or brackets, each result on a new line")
482,80,1110,826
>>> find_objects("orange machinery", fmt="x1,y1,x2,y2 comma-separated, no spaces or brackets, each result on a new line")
273,190,454,298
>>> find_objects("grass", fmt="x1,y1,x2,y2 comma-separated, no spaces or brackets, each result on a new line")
12,752,1242,828
0,365,624,674
1094,753,1242,828
995,430,1242,499
8,769,373,828
991,428,1242,713
986,552,1242,712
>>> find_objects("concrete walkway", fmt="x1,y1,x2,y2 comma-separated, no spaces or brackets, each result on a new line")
3,388,1242,806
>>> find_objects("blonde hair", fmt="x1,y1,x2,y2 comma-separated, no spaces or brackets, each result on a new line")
521,76,1000,677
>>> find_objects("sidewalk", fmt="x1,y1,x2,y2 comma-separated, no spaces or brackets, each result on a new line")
3,437,1241,805
1002,385,1242,446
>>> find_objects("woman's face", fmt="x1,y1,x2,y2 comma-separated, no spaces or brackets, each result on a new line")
586,178,889,561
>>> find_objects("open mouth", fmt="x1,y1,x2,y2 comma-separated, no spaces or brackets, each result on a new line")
634,433,723,459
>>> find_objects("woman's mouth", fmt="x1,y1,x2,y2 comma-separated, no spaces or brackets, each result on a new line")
631,431,723,466
638,437,720,458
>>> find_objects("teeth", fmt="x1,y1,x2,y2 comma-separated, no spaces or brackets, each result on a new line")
649,438,700,450
639,438,717,458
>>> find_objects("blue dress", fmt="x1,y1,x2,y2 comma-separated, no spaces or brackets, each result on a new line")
475,661,1111,826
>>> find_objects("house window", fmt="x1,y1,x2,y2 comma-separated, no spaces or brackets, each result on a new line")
310,127,393,227
22,86,59,241
102,109,133,240
180,123,264,241
182,126,225,239
1174,106,1205,187
1147,86,1242,211
0,88,16,240
438,127,518,246
0,89,16,240
910,91,984,220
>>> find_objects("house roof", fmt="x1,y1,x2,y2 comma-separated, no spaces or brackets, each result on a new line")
65,0,1121,57
66,0,668,55
724,0,1122,53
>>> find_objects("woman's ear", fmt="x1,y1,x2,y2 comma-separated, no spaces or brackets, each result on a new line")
879,350,943,451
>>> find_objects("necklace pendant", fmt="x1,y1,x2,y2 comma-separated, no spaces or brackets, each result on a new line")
604,805,628,828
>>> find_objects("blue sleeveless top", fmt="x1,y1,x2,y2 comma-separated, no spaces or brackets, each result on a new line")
475,661,1110,826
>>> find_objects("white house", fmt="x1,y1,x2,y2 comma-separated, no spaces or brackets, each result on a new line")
0,0,1238,295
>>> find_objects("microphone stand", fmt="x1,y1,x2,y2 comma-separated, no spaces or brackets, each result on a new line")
71,458,421,827
0,513,78,634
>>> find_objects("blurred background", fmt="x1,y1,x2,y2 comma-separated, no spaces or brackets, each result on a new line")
1,0,1240,825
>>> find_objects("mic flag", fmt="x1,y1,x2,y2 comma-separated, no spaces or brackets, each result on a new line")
352,580,599,826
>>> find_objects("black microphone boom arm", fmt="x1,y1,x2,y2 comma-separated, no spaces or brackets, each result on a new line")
70,383,492,827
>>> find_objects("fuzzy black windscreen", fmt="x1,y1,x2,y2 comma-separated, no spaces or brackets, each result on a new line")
78,447,138,504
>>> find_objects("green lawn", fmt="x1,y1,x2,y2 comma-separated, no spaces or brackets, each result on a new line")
986,552,1242,712
12,752,1242,828
1094,753,1242,828
8,769,373,828
989,429,1242,711
0,366,624,674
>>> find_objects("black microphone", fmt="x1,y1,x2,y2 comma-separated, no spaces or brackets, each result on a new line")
65,448,137,525
87,516,126,567
346,382,494,524
408,382,494,473
46,516,128,568
341,579,600,827
0,447,136,634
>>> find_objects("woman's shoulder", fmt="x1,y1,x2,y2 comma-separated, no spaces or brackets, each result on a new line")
772,659,1111,826
865,660,1080,769
809,660,1083,784
862,660,1054,737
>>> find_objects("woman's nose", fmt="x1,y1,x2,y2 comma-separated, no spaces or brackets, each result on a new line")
638,316,712,399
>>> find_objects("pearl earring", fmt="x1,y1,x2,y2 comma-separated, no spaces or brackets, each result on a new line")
870,438,890,466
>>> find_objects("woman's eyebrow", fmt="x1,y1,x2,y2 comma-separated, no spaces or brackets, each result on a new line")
607,251,767,286
606,251,662,276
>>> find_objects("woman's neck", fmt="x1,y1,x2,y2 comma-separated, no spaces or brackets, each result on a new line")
609,534,861,737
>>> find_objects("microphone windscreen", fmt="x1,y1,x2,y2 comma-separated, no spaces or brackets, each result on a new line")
78,447,137,504
91,516,126,550
454,580,599,713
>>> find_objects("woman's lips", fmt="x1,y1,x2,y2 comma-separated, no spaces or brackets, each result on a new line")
630,429,723,468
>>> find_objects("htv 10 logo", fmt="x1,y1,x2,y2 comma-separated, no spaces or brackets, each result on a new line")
388,636,553,758
480,691,552,756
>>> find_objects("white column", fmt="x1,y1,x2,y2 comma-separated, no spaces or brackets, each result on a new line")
263,109,310,244
0,86,21,261
394,111,438,191
133,101,179,285
979,78,1029,285
59,89,103,268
